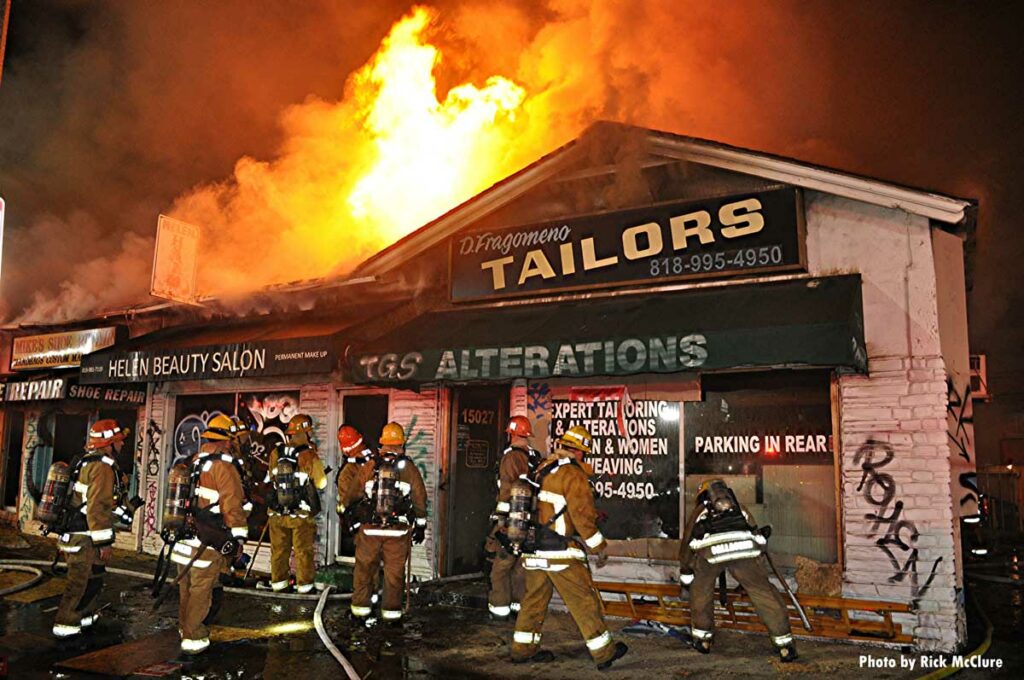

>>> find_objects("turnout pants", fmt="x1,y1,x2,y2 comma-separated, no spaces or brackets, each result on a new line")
690,555,793,646
178,550,227,651
512,561,616,664
269,515,317,592
54,542,105,633
351,529,410,621
488,548,526,617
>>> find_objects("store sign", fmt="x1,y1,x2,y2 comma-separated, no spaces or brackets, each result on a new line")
11,326,119,371
551,399,680,539
80,337,335,384
353,334,708,384
67,383,147,405
450,188,804,301
0,377,68,402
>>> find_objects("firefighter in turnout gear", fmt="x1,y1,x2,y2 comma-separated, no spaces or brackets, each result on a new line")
335,424,373,516
511,425,628,670
172,415,249,656
50,420,127,637
679,478,797,662
487,415,541,620
339,422,427,624
265,413,328,593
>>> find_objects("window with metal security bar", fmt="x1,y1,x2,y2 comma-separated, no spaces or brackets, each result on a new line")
970,354,990,401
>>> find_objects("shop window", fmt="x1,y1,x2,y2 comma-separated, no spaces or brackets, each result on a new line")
684,371,837,564
2,411,26,508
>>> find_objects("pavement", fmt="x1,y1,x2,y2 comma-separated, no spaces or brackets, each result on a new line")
0,529,1018,679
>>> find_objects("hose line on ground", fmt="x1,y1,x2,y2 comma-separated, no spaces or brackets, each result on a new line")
0,559,352,601
314,586,362,680
0,564,44,596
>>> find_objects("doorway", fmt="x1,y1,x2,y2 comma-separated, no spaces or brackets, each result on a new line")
336,393,390,559
445,385,507,576
2,411,26,510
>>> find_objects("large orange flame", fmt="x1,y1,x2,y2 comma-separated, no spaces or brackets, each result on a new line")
171,6,540,296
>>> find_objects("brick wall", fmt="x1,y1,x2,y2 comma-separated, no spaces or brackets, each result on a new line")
389,389,440,579
839,355,965,652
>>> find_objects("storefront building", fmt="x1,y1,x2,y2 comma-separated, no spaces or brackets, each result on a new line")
6,123,977,653
0,326,147,551
340,123,977,652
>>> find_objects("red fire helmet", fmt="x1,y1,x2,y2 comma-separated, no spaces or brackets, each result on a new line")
87,419,128,451
506,415,533,438
337,425,364,453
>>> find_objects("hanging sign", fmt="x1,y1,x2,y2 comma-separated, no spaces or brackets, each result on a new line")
11,326,120,371
550,398,680,540
450,188,805,301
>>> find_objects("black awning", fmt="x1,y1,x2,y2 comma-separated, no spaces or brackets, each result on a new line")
348,274,866,385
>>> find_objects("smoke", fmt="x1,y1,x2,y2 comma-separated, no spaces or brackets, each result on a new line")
1,0,1020,338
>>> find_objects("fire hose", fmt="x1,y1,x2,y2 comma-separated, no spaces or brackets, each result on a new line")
0,564,45,596
0,559,351,601
313,586,362,680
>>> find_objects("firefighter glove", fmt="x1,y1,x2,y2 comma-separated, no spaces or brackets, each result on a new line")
412,522,426,545
594,549,609,569
759,525,773,539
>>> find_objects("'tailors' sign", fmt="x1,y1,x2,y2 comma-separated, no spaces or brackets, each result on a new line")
450,187,804,301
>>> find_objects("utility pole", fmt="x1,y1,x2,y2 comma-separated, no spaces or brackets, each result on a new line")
0,0,11,88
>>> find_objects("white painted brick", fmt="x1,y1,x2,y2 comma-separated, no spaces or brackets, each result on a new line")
900,393,945,407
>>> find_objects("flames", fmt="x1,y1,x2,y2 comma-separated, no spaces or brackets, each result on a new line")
172,6,542,296
346,8,526,240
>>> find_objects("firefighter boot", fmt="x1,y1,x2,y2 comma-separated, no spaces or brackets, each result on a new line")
596,642,629,671
777,642,799,663
510,649,555,664
692,632,713,654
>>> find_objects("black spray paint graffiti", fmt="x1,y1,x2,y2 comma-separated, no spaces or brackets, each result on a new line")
855,439,943,608
946,378,979,514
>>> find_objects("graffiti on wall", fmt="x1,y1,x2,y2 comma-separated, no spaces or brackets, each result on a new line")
946,378,979,518
855,439,943,607
240,392,300,465
18,415,42,527
143,420,164,539
172,410,228,470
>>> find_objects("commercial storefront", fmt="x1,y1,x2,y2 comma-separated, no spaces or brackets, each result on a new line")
339,123,976,652
9,123,977,652
0,326,147,551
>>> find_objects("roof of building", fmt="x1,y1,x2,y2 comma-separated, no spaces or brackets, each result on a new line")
353,121,976,278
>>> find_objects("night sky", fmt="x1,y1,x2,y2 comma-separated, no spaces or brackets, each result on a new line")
1,1,1022,463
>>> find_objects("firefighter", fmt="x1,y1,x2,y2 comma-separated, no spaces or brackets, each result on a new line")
487,415,541,620
339,422,427,624
51,419,127,637
170,415,249,655
335,424,373,516
679,478,797,662
266,413,327,593
510,425,628,670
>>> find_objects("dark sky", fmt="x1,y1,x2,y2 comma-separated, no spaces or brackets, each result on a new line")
1,1,1022,460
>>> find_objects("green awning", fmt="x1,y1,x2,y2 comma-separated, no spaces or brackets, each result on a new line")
349,274,865,385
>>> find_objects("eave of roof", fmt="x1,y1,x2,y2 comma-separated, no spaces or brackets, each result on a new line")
354,121,976,278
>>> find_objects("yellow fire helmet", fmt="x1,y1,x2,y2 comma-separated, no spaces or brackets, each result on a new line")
202,413,236,441
379,422,406,446
286,414,314,436
697,478,725,497
230,415,251,440
558,425,593,454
